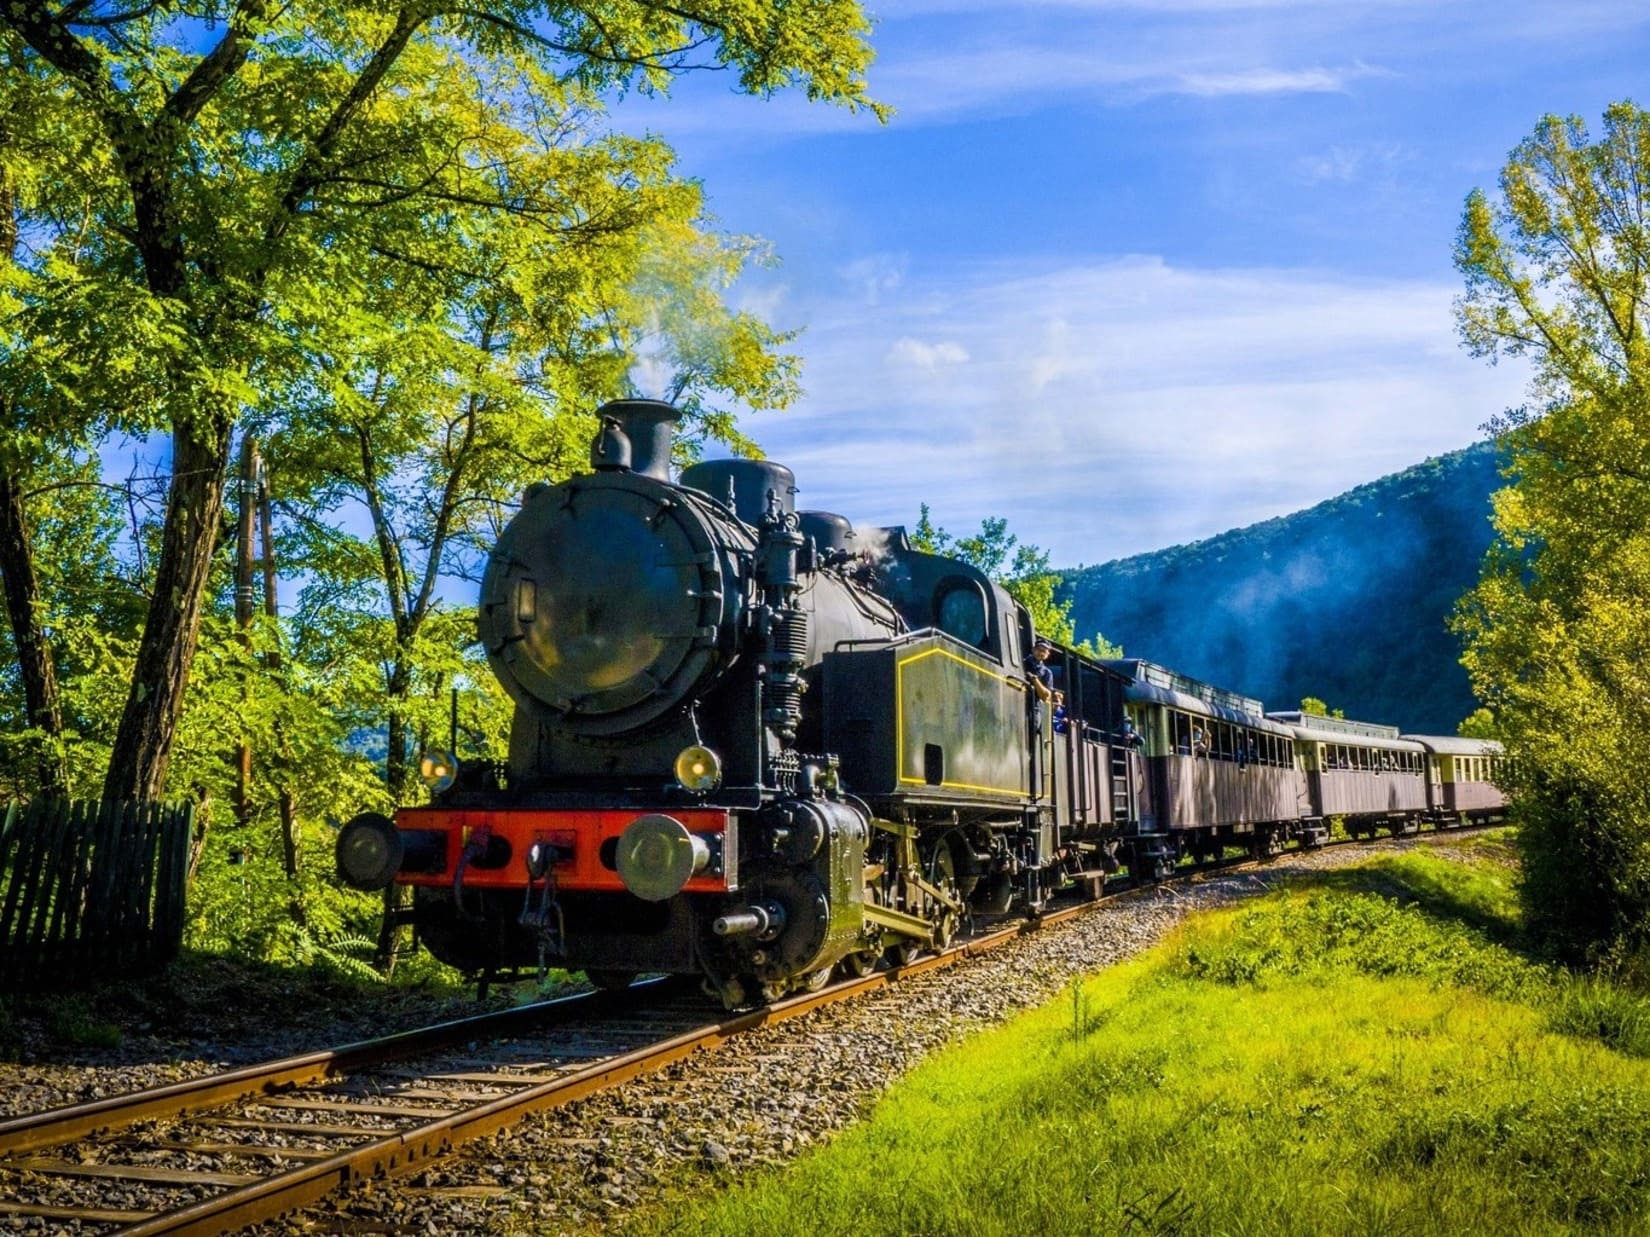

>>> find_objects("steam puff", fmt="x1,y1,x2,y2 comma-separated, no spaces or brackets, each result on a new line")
886,337,970,369
853,524,896,562
629,353,674,400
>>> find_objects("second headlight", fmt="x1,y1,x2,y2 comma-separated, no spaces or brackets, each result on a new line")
673,745,722,792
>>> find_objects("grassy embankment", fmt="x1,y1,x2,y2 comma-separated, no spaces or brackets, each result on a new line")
631,833,1650,1235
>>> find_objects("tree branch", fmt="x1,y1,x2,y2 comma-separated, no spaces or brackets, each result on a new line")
162,0,264,125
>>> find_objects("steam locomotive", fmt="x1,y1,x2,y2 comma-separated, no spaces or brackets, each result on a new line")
336,399,1505,1005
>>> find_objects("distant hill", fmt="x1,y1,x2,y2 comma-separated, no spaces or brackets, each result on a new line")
1058,443,1505,735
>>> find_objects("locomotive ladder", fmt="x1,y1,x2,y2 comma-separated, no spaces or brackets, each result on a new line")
1110,746,1135,828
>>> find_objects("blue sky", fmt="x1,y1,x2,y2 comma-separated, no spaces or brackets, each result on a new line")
611,0,1650,566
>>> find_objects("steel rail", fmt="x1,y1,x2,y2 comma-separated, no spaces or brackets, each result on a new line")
0,979,678,1158
4,823,1488,1235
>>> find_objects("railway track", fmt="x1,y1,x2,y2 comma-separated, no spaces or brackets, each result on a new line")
0,825,1487,1235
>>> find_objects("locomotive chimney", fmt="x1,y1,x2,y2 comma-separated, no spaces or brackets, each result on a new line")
594,399,679,482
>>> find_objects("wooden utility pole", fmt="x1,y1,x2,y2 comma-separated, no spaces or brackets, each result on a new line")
258,455,300,879
234,438,257,825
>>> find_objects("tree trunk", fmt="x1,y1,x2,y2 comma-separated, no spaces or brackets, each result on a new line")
0,461,66,797
385,660,410,802
101,416,232,804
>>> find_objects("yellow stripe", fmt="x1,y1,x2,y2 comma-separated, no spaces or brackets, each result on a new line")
897,776,1022,795
895,643,1026,797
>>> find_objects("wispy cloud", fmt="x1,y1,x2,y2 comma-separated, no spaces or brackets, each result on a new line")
746,257,1527,564
607,0,1649,139
612,46,1395,136
1293,140,1405,184
887,337,970,368
1176,62,1385,95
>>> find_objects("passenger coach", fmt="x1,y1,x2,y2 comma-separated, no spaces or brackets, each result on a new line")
1403,735,1507,824
1103,659,1303,879
1266,711,1429,838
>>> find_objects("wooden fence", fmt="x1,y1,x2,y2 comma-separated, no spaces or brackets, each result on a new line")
0,798,192,991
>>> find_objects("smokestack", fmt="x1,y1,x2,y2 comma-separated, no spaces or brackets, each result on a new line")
594,399,679,482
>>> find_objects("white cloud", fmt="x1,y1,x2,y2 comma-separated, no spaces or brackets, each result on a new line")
602,0,1649,139
839,254,908,304
746,256,1529,564
887,337,971,368
1294,142,1395,183
1176,63,1383,95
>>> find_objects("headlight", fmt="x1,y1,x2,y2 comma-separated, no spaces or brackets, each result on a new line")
419,749,458,793
673,745,722,792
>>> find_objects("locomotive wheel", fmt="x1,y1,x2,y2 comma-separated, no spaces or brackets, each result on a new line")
934,907,959,950
885,940,921,967
760,977,792,1004
927,842,962,950
840,949,880,978
586,969,638,992
802,966,833,993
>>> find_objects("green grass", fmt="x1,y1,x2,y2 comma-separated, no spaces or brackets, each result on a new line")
628,846,1650,1236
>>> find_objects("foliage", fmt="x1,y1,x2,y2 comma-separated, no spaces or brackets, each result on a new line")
1061,444,1501,734
912,503,1119,654
1457,706,1498,738
0,0,882,805
1452,101,1650,963
624,850,1650,1236
1299,695,1345,718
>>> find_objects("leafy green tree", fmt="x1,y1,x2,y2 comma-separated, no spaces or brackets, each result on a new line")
1299,696,1344,719
266,136,799,797
1457,707,1498,739
1453,101,1650,962
0,0,881,806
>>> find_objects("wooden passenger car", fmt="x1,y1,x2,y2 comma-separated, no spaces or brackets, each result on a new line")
1403,735,1508,823
1103,659,1304,877
1267,711,1429,837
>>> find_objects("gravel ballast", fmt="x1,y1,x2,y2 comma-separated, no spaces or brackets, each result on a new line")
0,834,1499,1235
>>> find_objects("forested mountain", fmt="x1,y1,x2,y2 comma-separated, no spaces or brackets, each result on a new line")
1058,443,1504,735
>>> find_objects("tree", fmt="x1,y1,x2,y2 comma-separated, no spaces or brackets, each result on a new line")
1457,707,1498,739
265,131,799,797
1453,101,1650,962
0,48,172,797
0,0,881,805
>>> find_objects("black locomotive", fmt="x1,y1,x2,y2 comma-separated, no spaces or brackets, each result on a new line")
336,399,1505,1004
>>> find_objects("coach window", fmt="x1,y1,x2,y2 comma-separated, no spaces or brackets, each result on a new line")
1172,712,1191,755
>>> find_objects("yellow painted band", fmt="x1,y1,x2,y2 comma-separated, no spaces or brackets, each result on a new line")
894,643,1025,797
